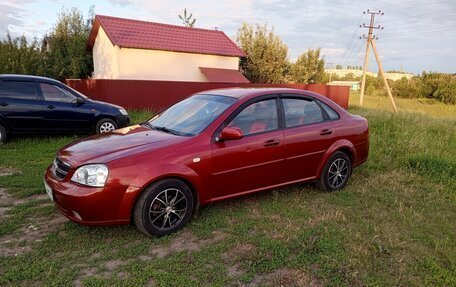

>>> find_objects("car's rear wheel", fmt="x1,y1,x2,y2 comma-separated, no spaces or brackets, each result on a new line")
0,124,7,143
96,118,117,134
133,179,194,237
318,151,352,192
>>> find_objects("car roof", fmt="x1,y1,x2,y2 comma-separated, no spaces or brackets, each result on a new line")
199,87,318,99
0,74,59,82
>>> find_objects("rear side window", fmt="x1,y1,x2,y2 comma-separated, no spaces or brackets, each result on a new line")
282,98,324,127
318,100,340,120
0,80,36,100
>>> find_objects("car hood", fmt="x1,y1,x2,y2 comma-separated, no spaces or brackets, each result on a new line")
88,98,124,110
57,125,188,167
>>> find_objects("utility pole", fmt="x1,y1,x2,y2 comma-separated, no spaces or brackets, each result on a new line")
326,62,334,82
359,9,398,113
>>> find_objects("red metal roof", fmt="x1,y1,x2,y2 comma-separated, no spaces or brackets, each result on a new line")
199,67,250,83
87,15,246,57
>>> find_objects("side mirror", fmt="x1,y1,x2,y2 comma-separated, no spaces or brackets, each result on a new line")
75,97,85,106
219,127,243,141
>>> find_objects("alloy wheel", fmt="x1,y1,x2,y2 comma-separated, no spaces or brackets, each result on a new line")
99,122,116,133
149,188,187,231
328,158,349,189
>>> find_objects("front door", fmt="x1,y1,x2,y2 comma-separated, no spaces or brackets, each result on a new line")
38,82,92,132
210,98,285,199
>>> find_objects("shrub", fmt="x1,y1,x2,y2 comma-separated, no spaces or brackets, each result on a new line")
392,77,419,98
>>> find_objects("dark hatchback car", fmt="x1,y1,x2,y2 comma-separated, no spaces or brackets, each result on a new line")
0,74,130,142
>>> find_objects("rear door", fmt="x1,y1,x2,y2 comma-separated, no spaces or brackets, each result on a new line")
0,79,42,131
210,96,285,198
281,95,338,181
38,81,93,132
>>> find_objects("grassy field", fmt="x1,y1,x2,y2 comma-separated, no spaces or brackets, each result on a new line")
0,95,455,286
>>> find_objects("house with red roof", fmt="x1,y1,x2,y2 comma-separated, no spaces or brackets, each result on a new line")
87,15,249,83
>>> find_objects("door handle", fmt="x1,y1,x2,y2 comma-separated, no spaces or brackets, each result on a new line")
264,138,280,147
46,105,56,110
0,102,8,107
319,129,333,136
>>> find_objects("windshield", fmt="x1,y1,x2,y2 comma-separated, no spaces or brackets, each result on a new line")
147,94,237,136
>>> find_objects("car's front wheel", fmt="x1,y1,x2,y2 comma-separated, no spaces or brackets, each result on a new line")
318,151,352,192
96,118,118,134
133,179,194,237
0,124,7,143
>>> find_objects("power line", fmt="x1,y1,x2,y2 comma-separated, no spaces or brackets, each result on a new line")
381,26,456,38
341,15,364,64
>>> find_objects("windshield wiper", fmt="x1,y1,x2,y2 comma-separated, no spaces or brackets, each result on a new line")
141,121,154,129
151,125,182,136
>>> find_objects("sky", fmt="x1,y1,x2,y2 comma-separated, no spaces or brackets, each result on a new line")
1,0,455,74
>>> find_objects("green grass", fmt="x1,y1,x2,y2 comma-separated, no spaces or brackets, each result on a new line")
1,97,455,286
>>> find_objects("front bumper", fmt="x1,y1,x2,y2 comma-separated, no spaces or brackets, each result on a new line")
44,165,135,225
116,114,130,128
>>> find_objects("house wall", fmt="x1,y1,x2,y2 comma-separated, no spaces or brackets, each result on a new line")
326,69,415,81
92,26,240,81
116,48,239,81
326,69,376,78
93,27,120,79
383,73,414,81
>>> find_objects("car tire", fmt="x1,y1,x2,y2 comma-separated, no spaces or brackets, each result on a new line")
0,124,7,143
133,179,194,237
318,151,352,192
95,118,118,134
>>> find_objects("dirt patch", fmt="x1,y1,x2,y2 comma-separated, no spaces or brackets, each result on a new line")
140,230,227,260
307,210,346,226
221,243,257,263
0,167,20,177
74,260,131,286
248,268,322,287
105,259,125,271
74,267,97,287
0,188,24,218
227,263,244,277
0,186,63,257
0,215,67,256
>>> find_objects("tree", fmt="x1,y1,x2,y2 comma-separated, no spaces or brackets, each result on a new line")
0,33,44,75
290,48,326,84
178,8,196,27
44,7,94,80
335,64,343,69
235,23,289,83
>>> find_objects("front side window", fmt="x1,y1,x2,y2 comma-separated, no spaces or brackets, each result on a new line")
148,94,236,136
282,98,324,127
40,83,77,103
228,99,278,136
0,80,36,100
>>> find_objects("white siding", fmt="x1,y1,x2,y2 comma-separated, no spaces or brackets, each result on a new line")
92,27,120,79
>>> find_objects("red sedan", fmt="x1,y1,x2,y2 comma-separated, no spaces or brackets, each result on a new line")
44,88,369,236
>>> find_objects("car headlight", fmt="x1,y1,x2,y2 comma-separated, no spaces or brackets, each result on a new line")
71,164,109,187
119,108,128,116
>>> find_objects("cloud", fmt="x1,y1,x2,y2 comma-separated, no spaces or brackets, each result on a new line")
106,0,134,6
1,0,455,72
0,3,27,35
